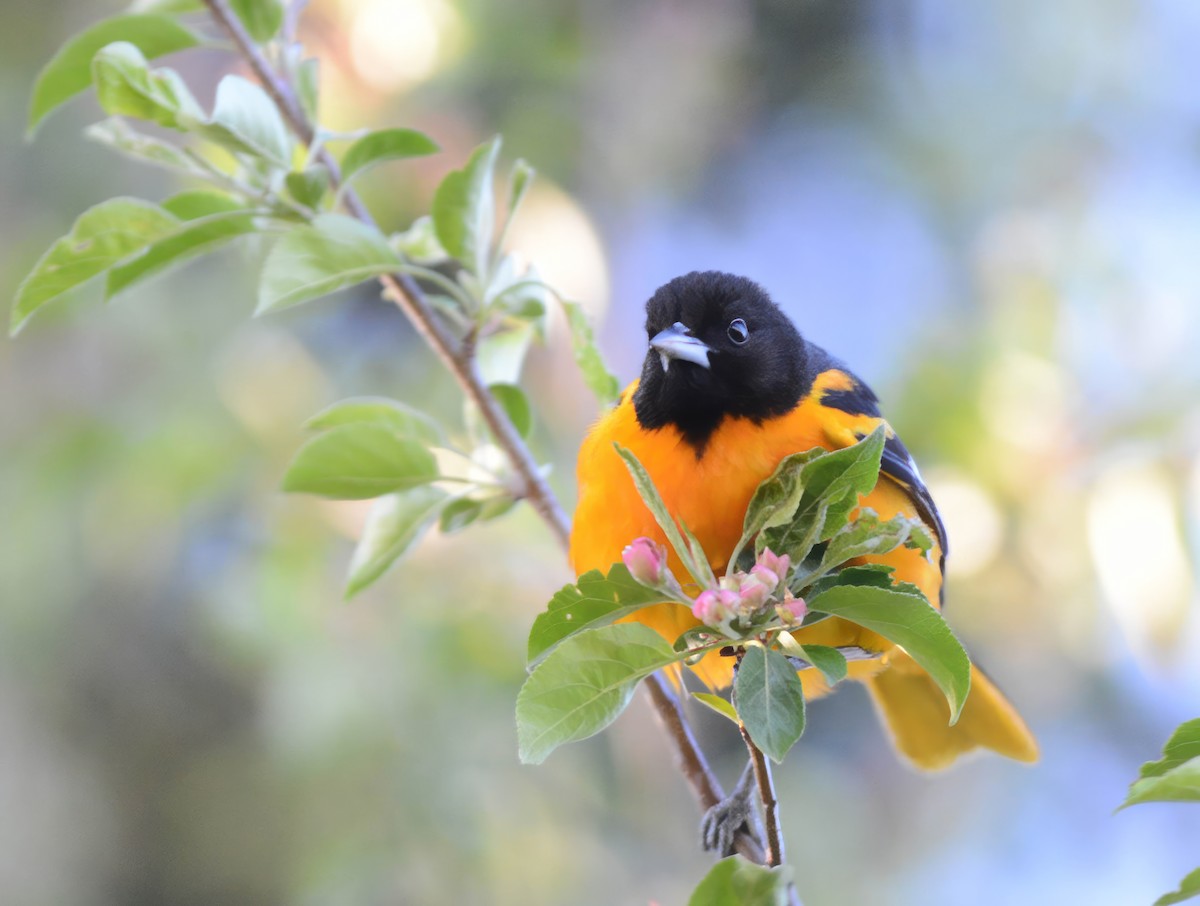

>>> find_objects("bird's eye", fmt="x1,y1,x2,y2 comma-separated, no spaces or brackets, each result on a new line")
727,318,749,345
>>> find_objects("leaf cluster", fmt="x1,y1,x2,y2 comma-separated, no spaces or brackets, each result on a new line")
15,3,622,597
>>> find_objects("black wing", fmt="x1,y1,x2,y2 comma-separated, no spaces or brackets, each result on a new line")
811,352,948,564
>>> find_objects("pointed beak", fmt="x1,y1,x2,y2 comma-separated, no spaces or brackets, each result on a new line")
650,322,711,372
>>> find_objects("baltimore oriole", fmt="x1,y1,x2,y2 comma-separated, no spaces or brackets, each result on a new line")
570,271,1037,770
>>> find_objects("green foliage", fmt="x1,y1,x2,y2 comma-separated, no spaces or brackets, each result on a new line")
257,214,399,312
562,298,621,404
1155,868,1200,906
688,856,792,906
27,13,199,135
284,165,331,209
1123,720,1200,904
806,584,971,723
735,646,806,763
1136,718,1200,781
340,128,440,186
12,197,180,334
779,639,848,686
92,41,203,129
303,397,444,445
486,383,534,439
757,424,886,561
229,0,284,43
107,193,259,298
692,692,739,724
345,486,451,599
432,136,501,280
526,564,671,665
1122,719,1200,808
516,623,687,765
614,444,713,587
281,423,439,499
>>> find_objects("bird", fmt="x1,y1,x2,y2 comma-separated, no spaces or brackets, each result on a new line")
569,271,1037,771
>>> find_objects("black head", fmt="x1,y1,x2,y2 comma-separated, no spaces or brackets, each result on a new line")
632,271,809,451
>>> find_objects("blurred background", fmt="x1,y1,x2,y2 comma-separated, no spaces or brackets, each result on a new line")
3,0,1200,903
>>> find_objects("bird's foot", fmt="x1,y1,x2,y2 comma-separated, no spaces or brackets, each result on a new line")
700,762,759,856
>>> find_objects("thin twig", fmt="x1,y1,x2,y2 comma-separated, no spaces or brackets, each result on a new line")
199,0,766,866
740,724,784,867
742,730,803,906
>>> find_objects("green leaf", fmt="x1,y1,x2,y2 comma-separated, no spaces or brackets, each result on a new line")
85,117,208,178
258,214,399,313
487,383,533,439
808,583,971,723
1139,719,1200,780
562,299,620,404
12,197,179,334
304,397,444,445
614,444,708,586
735,646,806,763
391,215,449,265
816,509,927,575
759,426,886,560
200,74,293,166
28,13,199,136
340,128,440,185
229,0,284,43
1155,867,1200,906
345,486,449,598
506,158,535,224
476,321,535,384
296,58,320,122
688,856,792,906
106,207,258,299
92,41,204,128
728,447,824,569
804,564,897,597
437,493,516,534
527,563,667,665
1122,756,1200,809
692,692,739,725
432,135,500,278
285,165,331,210
281,423,438,499
516,623,680,764
796,643,848,686
161,190,244,220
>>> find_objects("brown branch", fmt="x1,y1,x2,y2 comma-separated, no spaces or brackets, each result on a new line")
200,0,765,864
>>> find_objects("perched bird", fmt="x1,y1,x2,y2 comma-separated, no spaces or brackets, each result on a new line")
570,271,1037,770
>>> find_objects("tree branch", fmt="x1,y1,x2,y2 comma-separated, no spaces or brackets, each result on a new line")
200,0,764,863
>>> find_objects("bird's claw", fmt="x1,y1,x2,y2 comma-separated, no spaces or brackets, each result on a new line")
700,762,759,856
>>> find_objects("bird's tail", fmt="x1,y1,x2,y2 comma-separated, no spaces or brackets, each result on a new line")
865,657,1039,770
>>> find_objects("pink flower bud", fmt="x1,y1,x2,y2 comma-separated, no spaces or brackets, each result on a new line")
622,537,667,586
736,574,771,610
754,548,791,589
776,594,808,623
693,588,738,625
